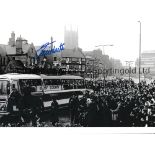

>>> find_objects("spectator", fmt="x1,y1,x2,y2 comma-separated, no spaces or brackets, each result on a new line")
50,97,59,126
69,93,80,125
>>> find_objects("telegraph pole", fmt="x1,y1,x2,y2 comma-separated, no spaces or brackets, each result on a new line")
95,44,113,55
138,21,141,83
95,44,114,87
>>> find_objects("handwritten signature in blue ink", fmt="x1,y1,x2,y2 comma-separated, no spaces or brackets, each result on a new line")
36,41,65,57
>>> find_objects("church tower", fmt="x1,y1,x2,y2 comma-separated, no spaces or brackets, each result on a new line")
64,25,78,49
8,31,16,47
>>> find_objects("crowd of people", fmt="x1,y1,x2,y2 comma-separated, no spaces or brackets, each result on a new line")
1,77,155,127
0,86,44,127
69,78,155,127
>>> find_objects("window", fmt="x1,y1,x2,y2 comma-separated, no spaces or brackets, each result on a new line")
0,81,9,95
3,58,5,66
19,79,42,94
69,65,74,69
12,80,18,90
32,57,35,64
75,79,84,88
72,58,79,62
61,79,71,89
43,79,61,85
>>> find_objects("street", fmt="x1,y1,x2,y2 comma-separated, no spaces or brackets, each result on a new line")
0,108,71,127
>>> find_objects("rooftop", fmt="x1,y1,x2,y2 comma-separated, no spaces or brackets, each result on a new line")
0,73,41,80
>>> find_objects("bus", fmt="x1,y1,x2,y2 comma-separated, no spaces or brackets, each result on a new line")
0,73,91,115
0,73,43,115
41,74,87,109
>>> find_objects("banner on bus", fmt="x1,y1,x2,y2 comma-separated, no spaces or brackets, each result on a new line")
44,85,61,91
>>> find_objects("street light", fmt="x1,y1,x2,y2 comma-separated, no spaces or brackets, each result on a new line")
138,21,141,84
95,44,113,89
95,44,114,55
95,44,113,74
125,61,133,81
99,62,106,88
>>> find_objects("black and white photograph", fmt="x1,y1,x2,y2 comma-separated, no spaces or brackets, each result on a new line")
0,0,155,129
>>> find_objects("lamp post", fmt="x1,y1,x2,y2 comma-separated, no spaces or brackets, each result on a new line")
95,44,113,87
138,21,141,84
95,44,114,76
92,58,95,80
99,62,106,88
95,44,113,55
125,61,133,81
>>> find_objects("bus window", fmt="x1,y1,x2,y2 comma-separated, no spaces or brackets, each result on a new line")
43,79,60,85
61,79,71,90
75,79,79,88
81,79,85,88
0,80,9,95
12,80,18,90
7,83,10,95
52,79,60,85
74,79,85,89
19,79,42,94
69,79,74,89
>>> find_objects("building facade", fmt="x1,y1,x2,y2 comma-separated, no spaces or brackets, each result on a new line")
60,48,86,77
0,32,37,73
0,45,7,73
84,49,113,78
139,50,155,76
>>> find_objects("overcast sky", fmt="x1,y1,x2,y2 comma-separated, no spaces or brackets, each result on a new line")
0,0,155,65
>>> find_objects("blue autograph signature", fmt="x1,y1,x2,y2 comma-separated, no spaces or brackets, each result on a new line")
36,41,65,57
